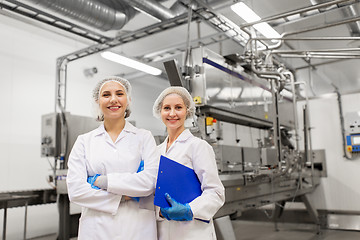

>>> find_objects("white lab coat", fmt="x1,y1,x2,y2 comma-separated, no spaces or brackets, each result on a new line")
157,129,225,240
67,121,159,240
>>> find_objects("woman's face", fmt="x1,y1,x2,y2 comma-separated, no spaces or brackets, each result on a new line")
161,93,187,131
98,81,128,121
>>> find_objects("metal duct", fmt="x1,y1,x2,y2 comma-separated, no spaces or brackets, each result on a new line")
24,0,129,31
121,0,177,20
341,3,360,36
170,1,188,16
310,0,360,36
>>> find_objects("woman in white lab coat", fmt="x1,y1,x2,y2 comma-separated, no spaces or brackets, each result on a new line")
66,76,159,240
152,87,225,240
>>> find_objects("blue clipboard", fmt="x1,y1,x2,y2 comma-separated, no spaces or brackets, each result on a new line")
154,155,202,208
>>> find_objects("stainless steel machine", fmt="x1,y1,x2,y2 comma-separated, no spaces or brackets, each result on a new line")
41,112,100,194
164,46,326,239
34,46,325,239
41,112,100,238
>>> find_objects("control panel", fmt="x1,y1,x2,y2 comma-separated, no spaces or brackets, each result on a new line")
345,112,360,155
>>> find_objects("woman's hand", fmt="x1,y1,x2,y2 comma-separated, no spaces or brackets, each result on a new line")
160,193,193,221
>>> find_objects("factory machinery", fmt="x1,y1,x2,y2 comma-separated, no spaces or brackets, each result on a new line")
0,3,327,238
164,46,326,239
0,46,326,240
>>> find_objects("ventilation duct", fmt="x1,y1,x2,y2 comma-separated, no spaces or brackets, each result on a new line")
23,0,132,31
121,0,177,20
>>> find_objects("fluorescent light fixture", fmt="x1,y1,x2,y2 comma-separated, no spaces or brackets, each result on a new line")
231,2,281,40
101,51,162,76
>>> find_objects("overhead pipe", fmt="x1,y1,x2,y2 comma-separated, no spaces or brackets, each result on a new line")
271,47,360,54
249,52,287,81
241,0,355,50
240,0,353,29
170,0,188,16
120,0,177,20
278,54,360,59
310,0,360,37
244,15,360,54
246,36,360,81
24,0,129,31
295,59,352,70
242,1,360,66
283,71,300,151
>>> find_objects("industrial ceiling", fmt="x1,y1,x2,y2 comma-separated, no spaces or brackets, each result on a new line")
1,0,359,98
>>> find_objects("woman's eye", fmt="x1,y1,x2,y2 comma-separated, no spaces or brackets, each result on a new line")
102,94,110,97
176,106,182,110
163,106,170,110
117,93,124,96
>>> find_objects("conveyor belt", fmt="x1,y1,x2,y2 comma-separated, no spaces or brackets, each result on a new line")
0,189,57,209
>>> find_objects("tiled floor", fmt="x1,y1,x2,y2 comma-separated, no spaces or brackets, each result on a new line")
30,220,360,240
232,220,360,240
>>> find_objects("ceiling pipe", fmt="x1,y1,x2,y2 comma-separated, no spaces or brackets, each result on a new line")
240,0,353,29
310,0,360,36
120,0,177,20
24,0,129,31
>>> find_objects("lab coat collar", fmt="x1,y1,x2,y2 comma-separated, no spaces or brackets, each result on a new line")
177,129,193,142
166,128,192,143
161,129,192,154
123,120,137,134
94,120,137,136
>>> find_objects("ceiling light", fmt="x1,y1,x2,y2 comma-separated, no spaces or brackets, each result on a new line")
231,2,281,40
101,51,162,76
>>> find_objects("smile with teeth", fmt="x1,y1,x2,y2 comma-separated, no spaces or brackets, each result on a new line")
108,106,121,110
167,118,179,122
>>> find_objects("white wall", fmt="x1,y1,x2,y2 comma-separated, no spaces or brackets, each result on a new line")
0,13,166,239
300,93,360,211
0,13,84,239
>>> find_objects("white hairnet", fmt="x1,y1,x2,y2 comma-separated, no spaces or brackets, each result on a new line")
153,86,195,119
92,76,132,121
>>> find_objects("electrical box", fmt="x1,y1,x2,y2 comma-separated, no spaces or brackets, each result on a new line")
41,113,61,157
41,112,100,160
345,112,360,154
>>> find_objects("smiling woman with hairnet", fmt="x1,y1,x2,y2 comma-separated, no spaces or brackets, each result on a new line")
66,76,159,239
153,86,225,240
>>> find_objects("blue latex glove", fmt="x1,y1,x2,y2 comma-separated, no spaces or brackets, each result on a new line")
87,174,101,190
137,160,144,172
131,160,144,202
160,193,193,221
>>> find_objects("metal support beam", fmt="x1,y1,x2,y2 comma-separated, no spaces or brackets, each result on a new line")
273,201,286,231
214,215,237,240
301,194,321,233
57,194,70,240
